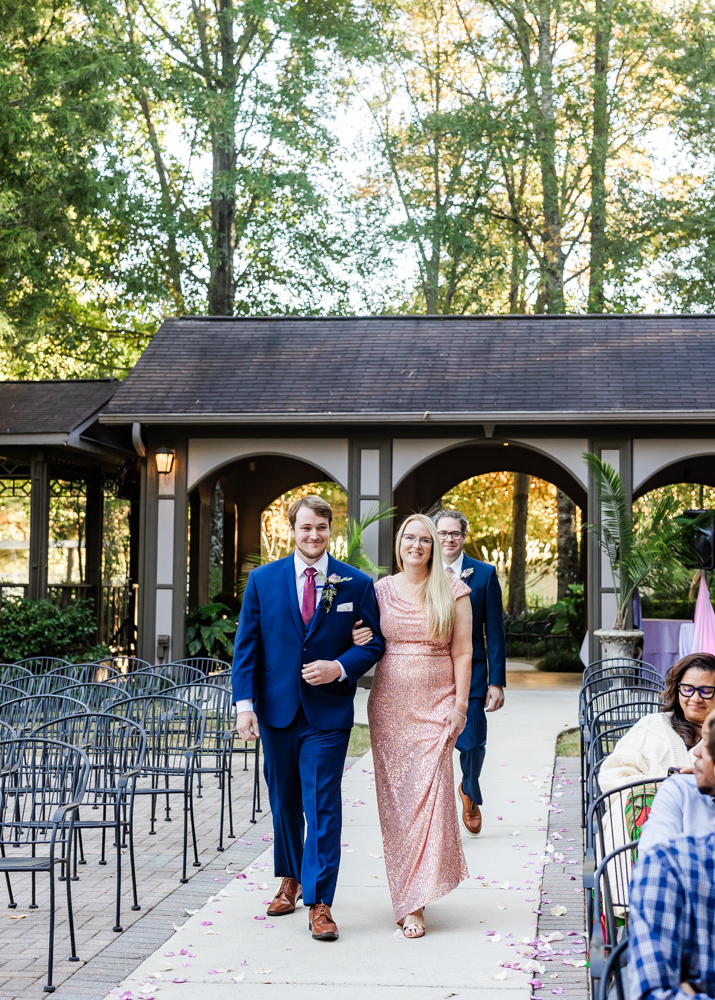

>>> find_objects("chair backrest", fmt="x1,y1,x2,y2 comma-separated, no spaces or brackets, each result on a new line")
103,670,177,703
0,664,32,684
203,668,231,689
33,712,146,790
580,675,664,726
159,663,204,686
81,663,120,684
585,664,663,687
585,687,663,729
110,695,206,770
93,656,152,675
0,683,26,703
588,774,667,855
592,839,640,950
171,683,234,742
596,934,628,1000
0,669,38,694
15,656,70,675
54,681,120,712
0,719,13,740
172,657,230,676
0,737,90,846
584,657,657,683
0,693,89,734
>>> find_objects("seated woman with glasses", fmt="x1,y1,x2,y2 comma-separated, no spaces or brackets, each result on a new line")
598,653,715,794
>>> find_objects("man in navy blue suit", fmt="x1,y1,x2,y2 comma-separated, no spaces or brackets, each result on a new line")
432,508,506,836
233,495,384,942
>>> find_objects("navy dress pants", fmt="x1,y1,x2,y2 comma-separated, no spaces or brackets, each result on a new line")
455,696,488,806
260,705,350,906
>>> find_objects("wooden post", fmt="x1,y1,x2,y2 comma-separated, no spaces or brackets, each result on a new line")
29,452,49,600
84,469,104,639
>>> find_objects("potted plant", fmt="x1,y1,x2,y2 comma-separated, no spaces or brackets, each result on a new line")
585,453,698,658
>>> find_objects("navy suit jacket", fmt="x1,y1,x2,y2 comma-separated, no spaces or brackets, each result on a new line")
460,553,507,699
232,553,385,731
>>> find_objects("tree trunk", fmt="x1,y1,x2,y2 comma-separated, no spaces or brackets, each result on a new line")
536,0,565,313
557,490,579,599
508,472,529,615
587,0,614,313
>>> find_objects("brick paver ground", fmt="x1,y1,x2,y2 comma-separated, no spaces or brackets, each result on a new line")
536,755,589,999
0,750,269,1000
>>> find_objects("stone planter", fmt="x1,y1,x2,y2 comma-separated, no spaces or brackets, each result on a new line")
593,628,645,660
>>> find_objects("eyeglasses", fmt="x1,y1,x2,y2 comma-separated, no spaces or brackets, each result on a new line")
437,531,465,541
678,683,715,700
403,534,433,547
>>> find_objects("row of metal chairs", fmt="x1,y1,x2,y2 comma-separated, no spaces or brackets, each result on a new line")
0,665,260,993
578,657,669,1000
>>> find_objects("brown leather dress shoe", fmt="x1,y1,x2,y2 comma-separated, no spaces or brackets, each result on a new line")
267,877,302,916
308,903,339,941
458,783,482,837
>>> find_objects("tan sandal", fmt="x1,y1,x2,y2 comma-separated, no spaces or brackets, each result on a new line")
401,910,425,938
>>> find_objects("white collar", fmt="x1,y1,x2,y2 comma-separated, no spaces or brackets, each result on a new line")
443,552,464,578
294,550,329,579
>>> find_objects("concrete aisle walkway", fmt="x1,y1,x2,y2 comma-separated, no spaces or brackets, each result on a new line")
106,687,579,999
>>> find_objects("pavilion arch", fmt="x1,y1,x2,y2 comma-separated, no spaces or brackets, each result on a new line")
188,452,342,607
633,452,715,500
393,439,588,524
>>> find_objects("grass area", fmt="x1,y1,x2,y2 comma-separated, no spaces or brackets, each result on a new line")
556,727,580,757
348,722,371,757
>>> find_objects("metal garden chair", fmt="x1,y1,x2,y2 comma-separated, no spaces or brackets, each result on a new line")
102,671,177,706
588,840,639,999
172,682,261,847
33,712,146,932
110,695,205,882
14,657,69,675
586,722,634,806
157,663,204,686
45,663,121,686
204,668,231,689
0,694,89,736
596,935,628,1000
0,683,27,703
582,657,657,684
0,736,90,992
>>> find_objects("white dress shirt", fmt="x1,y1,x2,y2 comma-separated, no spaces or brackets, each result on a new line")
235,550,346,713
443,552,464,578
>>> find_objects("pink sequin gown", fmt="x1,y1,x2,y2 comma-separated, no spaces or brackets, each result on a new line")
367,575,470,924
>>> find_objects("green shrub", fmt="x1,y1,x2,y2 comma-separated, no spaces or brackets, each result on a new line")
186,602,239,658
535,649,583,672
0,597,106,662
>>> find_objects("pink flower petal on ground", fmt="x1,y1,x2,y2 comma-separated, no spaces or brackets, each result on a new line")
262,899,271,904
172,978,187,984
262,835,272,841
528,979,543,988
240,960,247,966
214,878,223,882
552,990,564,995
265,923,274,928
201,921,213,926
179,949,189,956
497,815,503,820
164,952,175,957
254,915,266,921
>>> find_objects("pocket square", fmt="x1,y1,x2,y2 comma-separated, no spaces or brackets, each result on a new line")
337,602,353,612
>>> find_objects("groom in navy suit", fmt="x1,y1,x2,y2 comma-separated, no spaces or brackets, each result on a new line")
233,495,384,941
433,508,506,836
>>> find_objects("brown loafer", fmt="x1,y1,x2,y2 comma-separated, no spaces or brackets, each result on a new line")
267,877,302,916
308,903,339,941
458,783,482,837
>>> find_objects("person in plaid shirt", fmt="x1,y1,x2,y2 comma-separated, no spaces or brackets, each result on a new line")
628,715,715,1000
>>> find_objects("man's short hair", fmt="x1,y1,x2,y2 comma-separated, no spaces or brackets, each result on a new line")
288,494,333,527
432,508,468,535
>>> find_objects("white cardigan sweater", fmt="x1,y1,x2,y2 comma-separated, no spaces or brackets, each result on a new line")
598,712,696,793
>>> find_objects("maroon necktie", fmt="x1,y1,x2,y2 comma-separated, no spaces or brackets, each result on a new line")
302,567,317,624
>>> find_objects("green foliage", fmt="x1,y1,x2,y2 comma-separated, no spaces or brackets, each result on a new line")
186,602,238,658
343,504,395,575
556,728,580,755
550,584,586,649
536,651,584,673
585,452,700,628
0,597,106,662
347,722,371,757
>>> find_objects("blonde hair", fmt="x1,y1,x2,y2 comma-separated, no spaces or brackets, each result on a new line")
395,513,456,643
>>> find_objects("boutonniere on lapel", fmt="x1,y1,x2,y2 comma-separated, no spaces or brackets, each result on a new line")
460,567,474,580
317,571,353,612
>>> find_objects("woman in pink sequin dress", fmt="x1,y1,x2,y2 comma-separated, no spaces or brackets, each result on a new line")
366,514,472,938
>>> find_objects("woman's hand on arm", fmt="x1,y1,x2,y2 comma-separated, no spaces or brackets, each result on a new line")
448,594,473,739
352,619,374,646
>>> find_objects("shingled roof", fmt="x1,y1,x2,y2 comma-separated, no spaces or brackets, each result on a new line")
0,380,118,435
99,315,715,424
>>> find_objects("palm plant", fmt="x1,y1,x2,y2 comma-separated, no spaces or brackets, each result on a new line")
585,452,700,629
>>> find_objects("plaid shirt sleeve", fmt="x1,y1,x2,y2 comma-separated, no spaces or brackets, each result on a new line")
628,835,715,1000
